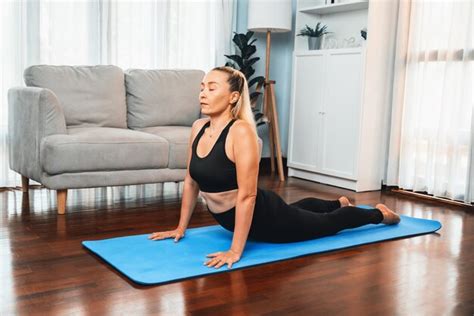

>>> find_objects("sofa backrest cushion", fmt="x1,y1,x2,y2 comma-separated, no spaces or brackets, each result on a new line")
125,69,204,128
24,65,127,128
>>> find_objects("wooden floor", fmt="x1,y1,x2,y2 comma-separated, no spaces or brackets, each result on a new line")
1,169,473,315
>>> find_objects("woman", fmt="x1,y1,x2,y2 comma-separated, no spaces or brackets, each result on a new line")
149,66,400,269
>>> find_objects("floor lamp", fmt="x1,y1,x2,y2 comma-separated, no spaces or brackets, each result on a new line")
248,0,292,182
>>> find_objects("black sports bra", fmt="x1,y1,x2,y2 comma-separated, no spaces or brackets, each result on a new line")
189,119,238,193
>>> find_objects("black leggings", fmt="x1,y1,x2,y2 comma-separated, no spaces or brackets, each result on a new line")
208,188,384,243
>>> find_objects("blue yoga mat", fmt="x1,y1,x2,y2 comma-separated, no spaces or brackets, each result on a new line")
82,206,442,285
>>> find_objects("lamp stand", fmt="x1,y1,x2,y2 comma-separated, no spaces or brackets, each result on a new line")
262,30,285,182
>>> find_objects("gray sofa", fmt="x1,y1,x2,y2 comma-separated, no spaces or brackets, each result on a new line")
8,65,260,215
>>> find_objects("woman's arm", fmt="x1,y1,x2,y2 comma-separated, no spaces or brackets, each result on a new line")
177,175,200,231
177,119,207,230
149,172,198,241
229,121,260,256
149,119,206,241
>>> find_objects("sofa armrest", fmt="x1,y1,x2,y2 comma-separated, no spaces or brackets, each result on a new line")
8,87,67,182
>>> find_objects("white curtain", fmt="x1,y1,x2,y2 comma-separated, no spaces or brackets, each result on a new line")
0,0,237,188
386,0,474,203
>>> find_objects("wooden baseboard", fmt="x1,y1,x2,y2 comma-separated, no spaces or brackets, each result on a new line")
391,188,473,209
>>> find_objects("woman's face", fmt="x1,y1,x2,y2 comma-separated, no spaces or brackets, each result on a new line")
199,70,239,116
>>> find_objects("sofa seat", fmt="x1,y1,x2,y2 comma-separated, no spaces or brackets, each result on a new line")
135,126,192,169
40,127,169,175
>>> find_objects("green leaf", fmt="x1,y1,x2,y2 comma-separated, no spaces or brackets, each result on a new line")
224,54,244,68
235,33,248,50
248,38,257,46
298,23,329,37
244,57,259,68
246,67,255,79
225,62,237,69
243,45,256,59
245,31,254,40
250,91,261,100
249,75,265,88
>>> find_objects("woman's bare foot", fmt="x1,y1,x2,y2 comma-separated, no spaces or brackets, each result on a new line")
339,196,354,207
375,203,400,225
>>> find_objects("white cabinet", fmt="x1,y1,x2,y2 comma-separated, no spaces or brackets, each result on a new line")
319,49,362,180
287,0,382,192
288,48,375,191
289,52,325,171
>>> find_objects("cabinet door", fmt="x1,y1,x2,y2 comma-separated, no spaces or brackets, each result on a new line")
319,51,362,179
288,53,325,170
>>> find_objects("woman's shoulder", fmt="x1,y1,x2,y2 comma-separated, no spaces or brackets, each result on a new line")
231,118,253,133
192,118,210,131
189,118,210,144
229,119,258,145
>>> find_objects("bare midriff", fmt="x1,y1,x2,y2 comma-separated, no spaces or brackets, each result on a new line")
200,188,239,214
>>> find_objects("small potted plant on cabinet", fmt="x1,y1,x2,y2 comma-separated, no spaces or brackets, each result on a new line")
297,22,331,50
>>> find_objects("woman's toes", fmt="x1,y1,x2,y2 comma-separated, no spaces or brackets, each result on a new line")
376,203,400,225
339,196,352,207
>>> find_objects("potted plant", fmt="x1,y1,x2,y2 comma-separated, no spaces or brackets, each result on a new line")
224,31,267,126
297,22,332,50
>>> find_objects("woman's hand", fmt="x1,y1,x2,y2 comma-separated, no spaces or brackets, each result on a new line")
204,249,241,269
148,227,186,242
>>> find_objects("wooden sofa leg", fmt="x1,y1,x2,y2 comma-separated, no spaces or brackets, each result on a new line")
57,189,67,215
21,176,29,193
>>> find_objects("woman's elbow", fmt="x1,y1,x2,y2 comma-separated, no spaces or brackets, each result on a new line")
237,190,257,203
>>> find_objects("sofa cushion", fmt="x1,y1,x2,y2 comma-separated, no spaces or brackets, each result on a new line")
40,127,168,175
24,65,127,128
125,69,204,128
135,126,191,169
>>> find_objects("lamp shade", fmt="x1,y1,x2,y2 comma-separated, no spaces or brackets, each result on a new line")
247,0,292,33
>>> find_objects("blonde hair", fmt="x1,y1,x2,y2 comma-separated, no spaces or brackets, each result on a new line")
211,66,258,136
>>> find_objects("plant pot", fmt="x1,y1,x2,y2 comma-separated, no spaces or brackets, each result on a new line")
308,37,322,50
